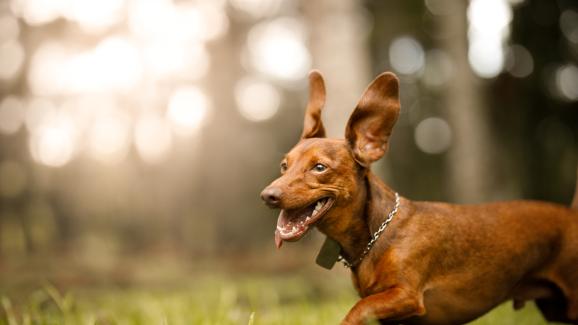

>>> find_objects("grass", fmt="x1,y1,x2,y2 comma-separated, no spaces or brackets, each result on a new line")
0,272,552,325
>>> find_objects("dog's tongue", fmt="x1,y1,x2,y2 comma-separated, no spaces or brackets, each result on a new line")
274,230,283,249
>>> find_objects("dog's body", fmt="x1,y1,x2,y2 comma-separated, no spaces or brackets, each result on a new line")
261,71,578,324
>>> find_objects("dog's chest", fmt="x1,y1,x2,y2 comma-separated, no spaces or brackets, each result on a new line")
352,257,400,297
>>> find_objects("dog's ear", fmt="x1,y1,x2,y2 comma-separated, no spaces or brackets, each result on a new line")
345,72,400,167
301,70,326,139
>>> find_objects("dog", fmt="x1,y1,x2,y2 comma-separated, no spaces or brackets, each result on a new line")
260,70,578,324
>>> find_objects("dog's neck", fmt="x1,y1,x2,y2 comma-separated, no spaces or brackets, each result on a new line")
364,172,399,236
317,170,398,266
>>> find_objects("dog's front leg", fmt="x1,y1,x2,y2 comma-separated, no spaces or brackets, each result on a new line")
341,287,424,325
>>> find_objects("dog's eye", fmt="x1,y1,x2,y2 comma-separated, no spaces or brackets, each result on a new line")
312,163,327,173
280,162,288,173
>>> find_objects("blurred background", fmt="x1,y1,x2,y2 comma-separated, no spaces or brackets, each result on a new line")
0,0,577,323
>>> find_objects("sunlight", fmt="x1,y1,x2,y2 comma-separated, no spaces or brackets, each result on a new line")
129,0,227,43
24,98,57,134
229,0,281,18
167,86,210,137
60,0,124,33
84,37,142,92
10,0,64,25
467,0,512,79
29,112,77,167
128,0,173,41
144,41,210,81
468,38,505,79
28,41,68,95
247,17,311,81
134,114,173,165
195,3,229,41
29,37,142,95
88,112,131,165
0,40,24,80
235,77,280,122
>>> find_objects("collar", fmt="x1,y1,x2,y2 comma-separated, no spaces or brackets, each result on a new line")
315,192,400,269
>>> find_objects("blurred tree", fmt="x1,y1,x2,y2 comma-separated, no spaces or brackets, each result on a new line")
490,0,578,204
302,0,372,137
439,0,495,204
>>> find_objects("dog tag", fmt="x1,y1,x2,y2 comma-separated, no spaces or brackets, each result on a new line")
315,236,341,270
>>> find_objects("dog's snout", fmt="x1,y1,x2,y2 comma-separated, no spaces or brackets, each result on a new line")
261,187,282,208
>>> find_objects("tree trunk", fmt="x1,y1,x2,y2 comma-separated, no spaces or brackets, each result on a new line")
440,0,494,203
302,0,372,137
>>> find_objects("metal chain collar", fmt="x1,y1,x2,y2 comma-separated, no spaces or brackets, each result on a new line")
338,192,400,268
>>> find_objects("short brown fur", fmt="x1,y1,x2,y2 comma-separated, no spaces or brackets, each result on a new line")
261,70,578,324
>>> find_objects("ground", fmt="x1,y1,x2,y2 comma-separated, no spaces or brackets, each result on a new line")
0,270,552,325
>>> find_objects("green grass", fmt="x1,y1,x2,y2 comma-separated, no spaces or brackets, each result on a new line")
0,274,551,325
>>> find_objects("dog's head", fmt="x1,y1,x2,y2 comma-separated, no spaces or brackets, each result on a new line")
260,70,400,248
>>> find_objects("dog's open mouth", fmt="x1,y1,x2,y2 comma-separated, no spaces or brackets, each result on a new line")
274,197,334,248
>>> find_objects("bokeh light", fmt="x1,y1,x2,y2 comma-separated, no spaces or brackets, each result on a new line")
389,36,425,76
468,39,505,79
60,0,125,33
128,0,173,41
29,113,77,167
247,17,311,81
555,64,578,102
167,86,210,137
29,38,142,95
0,13,20,41
10,0,62,25
229,0,282,18
11,0,125,31
505,44,534,78
195,3,229,41
128,0,228,43
134,114,173,165
0,39,24,80
235,77,281,122
424,0,456,16
88,112,131,165
467,0,512,78
560,10,578,44
144,41,210,81
414,117,452,154
422,49,453,89
28,41,68,95
468,0,511,35
24,97,57,134
75,37,142,93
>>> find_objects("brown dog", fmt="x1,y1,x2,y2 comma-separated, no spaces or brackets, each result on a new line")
260,70,578,324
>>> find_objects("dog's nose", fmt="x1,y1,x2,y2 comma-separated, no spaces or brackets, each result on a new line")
261,187,282,208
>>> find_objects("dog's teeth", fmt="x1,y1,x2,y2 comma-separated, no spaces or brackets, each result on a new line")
312,210,318,216
306,216,311,222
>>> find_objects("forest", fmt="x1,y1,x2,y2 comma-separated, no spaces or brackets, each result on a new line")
0,0,576,323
